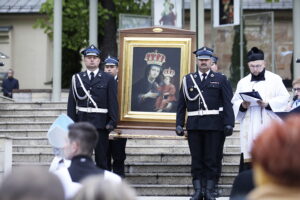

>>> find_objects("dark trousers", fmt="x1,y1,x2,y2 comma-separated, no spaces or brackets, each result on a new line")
95,129,109,169
188,130,222,180
107,138,127,177
216,133,226,182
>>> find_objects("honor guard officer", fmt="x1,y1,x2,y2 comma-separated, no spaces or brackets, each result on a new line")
103,56,127,178
67,44,118,170
176,46,235,200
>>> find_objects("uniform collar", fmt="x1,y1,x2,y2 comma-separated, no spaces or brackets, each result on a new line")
71,155,93,163
198,70,211,77
87,68,99,76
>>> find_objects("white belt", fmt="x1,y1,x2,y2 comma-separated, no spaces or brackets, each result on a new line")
187,107,223,116
76,106,108,113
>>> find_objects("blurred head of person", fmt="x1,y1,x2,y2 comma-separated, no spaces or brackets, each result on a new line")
247,47,265,76
73,175,137,200
104,56,119,77
0,167,64,200
63,122,98,160
292,78,300,100
81,45,101,71
211,55,218,72
251,115,300,188
7,69,14,79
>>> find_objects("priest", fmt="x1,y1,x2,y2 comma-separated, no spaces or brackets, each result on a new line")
231,47,289,171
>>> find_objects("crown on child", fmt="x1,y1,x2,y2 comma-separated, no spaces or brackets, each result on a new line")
144,50,166,66
163,67,175,77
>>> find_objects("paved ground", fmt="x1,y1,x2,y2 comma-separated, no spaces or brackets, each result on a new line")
138,197,229,200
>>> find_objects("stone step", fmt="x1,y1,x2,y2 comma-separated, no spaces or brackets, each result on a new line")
12,143,240,155
11,162,233,197
126,172,236,185
10,135,240,146
132,184,231,196
12,161,239,174
12,151,240,164
0,122,52,129
0,115,59,122
0,130,47,137
0,102,67,109
0,108,65,115
126,162,238,174
12,137,49,145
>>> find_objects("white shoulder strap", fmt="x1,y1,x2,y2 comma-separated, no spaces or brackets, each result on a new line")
183,76,199,101
76,74,98,109
189,74,208,110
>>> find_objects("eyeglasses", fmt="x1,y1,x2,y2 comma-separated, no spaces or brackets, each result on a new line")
293,88,300,92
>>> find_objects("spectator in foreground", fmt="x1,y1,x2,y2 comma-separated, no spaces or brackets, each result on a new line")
247,115,300,200
0,167,64,200
73,175,136,200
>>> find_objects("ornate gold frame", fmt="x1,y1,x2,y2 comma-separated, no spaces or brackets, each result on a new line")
119,36,193,123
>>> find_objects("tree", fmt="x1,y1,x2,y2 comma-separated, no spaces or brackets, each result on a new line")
35,0,150,88
229,24,249,88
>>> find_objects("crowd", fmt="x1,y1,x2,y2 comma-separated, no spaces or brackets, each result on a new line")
0,43,300,200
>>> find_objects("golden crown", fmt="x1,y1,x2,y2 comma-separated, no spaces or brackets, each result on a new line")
163,67,175,77
144,50,166,66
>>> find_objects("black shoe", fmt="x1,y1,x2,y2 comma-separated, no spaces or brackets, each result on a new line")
190,179,203,200
205,180,216,200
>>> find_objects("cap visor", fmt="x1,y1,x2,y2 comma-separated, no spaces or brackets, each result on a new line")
197,55,211,59
105,63,116,66
86,52,99,56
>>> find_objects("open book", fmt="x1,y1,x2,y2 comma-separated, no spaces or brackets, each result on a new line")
239,91,262,106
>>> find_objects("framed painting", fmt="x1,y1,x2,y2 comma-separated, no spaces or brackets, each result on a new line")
152,0,183,28
118,27,196,125
119,14,152,29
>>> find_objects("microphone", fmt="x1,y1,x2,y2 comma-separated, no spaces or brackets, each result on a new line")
293,95,299,101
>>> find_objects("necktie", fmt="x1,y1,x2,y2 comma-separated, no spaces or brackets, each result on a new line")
90,72,94,82
201,73,207,83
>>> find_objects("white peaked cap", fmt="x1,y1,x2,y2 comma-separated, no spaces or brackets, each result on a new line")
47,114,74,148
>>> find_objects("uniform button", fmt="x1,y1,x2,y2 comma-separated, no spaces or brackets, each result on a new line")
90,87,92,90
89,101,91,103
200,102,203,104
201,90,203,92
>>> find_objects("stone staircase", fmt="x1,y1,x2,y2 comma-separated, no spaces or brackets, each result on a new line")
0,102,240,197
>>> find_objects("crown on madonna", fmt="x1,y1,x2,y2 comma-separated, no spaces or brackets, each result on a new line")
144,50,166,66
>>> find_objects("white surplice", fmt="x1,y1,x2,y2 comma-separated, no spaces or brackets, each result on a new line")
232,70,289,160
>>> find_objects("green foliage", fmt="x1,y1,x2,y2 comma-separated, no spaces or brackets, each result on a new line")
34,0,151,88
229,24,249,88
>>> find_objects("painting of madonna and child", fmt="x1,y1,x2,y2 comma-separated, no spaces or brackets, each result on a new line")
131,47,181,113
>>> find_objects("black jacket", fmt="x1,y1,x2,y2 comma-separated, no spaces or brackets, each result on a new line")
176,71,234,131
68,155,104,183
67,70,118,129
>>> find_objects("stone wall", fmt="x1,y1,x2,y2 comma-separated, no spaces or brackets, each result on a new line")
201,10,293,86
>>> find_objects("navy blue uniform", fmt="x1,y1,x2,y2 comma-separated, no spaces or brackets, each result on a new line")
176,70,234,181
2,77,19,98
67,70,118,169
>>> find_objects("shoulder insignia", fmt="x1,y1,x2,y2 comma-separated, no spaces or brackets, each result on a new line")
210,74,214,78
193,74,197,78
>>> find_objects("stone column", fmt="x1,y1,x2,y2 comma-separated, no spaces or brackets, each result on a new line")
0,136,12,180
